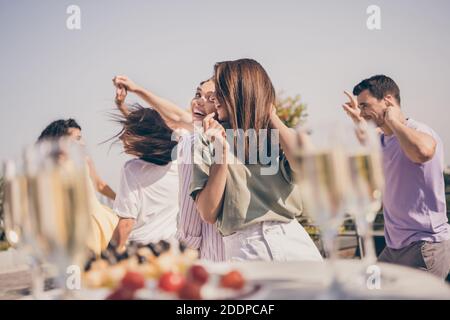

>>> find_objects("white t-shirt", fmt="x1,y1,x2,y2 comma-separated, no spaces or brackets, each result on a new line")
113,159,179,245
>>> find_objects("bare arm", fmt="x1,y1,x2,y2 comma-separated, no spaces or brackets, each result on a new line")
95,182,116,201
386,112,436,163
269,106,313,171
195,164,227,224
269,110,299,169
115,85,130,117
86,157,116,200
109,218,135,252
113,76,193,131
135,86,193,131
194,113,228,224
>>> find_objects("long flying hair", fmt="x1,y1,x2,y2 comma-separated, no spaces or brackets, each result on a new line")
113,104,177,166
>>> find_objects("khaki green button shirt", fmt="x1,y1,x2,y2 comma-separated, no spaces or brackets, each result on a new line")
189,133,303,236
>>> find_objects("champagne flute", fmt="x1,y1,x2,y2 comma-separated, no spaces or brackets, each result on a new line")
343,122,384,279
24,138,93,299
2,158,46,299
294,123,351,298
2,160,27,249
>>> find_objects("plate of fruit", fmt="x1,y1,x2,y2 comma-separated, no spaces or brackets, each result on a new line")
80,240,266,300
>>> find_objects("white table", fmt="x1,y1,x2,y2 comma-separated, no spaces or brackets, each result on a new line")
201,260,450,300
7,259,450,300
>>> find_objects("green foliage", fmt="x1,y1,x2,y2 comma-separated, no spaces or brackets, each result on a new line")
275,93,307,128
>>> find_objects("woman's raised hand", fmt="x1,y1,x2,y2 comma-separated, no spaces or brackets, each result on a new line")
115,85,127,106
114,84,130,116
203,113,225,140
203,112,229,163
113,75,140,93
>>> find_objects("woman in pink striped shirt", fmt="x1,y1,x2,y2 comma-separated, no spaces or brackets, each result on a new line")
112,76,225,261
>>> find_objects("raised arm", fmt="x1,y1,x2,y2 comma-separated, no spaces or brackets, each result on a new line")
385,107,436,163
269,109,297,165
269,106,313,171
194,114,228,224
115,85,130,117
113,75,193,131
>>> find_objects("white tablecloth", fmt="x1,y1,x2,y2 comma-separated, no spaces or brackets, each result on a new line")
8,258,450,300
201,260,450,300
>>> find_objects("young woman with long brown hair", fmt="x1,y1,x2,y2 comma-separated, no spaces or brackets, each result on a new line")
112,76,226,261
190,59,323,262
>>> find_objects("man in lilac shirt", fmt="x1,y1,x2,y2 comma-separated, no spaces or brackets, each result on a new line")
343,75,450,279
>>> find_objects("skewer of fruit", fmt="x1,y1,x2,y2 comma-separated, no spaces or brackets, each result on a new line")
83,240,247,300
83,240,198,289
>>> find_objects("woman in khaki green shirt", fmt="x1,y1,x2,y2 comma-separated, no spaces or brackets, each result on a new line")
190,58,322,262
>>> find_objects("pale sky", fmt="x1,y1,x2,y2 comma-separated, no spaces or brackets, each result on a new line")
1,0,449,189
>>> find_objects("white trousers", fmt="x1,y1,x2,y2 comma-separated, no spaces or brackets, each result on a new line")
222,219,323,262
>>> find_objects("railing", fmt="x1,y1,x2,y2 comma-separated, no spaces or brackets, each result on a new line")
298,212,385,259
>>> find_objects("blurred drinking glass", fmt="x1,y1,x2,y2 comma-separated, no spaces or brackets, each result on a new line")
343,121,384,281
2,160,27,249
24,138,93,299
2,158,46,299
294,122,351,297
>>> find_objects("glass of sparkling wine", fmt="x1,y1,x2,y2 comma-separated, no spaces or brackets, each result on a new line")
344,122,384,282
294,123,351,298
24,138,93,299
2,160,27,249
2,158,47,299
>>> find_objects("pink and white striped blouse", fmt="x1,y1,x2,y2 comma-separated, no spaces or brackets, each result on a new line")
176,133,226,262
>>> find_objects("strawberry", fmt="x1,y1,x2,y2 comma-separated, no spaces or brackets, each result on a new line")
158,272,186,292
121,271,146,291
188,265,209,285
177,281,202,300
106,288,134,300
220,270,245,290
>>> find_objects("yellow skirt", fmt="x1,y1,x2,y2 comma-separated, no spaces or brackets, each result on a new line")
87,204,118,255
85,175,118,255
